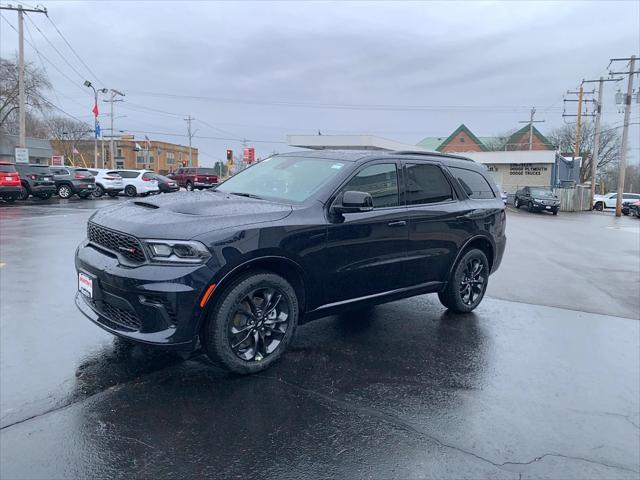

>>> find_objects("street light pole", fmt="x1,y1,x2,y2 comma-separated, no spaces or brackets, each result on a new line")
84,81,98,168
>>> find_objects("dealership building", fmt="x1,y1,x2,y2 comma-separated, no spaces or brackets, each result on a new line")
288,127,580,193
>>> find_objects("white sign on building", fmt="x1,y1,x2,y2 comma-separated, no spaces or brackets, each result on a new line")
14,147,29,163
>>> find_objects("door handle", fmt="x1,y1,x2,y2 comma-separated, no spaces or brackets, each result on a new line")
387,220,407,227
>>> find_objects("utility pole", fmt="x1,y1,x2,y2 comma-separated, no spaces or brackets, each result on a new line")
518,107,545,150
574,85,584,158
104,89,125,169
185,116,194,166
609,55,638,217
582,77,623,209
0,4,47,149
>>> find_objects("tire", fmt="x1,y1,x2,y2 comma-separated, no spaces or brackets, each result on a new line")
527,201,534,212
201,271,299,374
18,185,29,201
552,208,558,215
514,197,519,208
594,202,604,211
124,185,137,197
57,184,73,199
438,248,489,314
186,182,194,191
36,193,52,200
107,192,119,198
93,185,104,197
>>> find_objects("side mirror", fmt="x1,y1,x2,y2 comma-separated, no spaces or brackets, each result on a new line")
332,190,374,214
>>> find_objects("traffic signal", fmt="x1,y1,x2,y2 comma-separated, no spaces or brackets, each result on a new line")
226,149,233,162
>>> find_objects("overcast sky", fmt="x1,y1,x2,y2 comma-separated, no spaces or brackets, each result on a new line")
1,0,639,166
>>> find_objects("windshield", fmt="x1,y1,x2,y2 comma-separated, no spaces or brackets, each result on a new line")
216,156,346,203
530,188,555,197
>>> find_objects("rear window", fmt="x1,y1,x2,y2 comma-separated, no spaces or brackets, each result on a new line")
74,169,91,177
0,164,16,173
89,170,99,175
197,168,217,175
450,167,495,199
142,172,155,180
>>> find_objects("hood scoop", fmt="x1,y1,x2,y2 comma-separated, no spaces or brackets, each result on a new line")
133,201,160,209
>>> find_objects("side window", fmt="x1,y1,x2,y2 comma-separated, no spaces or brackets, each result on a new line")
119,171,135,179
341,163,399,209
450,167,495,199
89,170,98,176
405,163,453,205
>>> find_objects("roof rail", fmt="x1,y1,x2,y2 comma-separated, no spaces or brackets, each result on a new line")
394,150,474,162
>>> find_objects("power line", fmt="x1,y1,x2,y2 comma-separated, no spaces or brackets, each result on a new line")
125,90,564,113
119,128,288,144
44,12,103,85
0,13,90,97
24,12,88,83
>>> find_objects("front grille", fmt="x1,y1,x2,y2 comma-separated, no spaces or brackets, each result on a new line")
87,222,146,264
101,301,141,331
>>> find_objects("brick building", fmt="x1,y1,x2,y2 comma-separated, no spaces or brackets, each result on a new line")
51,135,198,174
417,123,555,153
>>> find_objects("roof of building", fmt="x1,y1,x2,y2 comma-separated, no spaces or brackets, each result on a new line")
435,124,489,152
506,125,555,149
287,134,431,152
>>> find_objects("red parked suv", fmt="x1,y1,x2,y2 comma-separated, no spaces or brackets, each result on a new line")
168,167,218,191
0,162,22,203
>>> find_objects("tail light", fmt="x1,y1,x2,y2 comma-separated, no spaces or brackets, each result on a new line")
194,176,199,182
74,173,86,179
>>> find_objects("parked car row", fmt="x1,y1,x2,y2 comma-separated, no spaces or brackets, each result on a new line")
593,192,640,211
0,163,191,203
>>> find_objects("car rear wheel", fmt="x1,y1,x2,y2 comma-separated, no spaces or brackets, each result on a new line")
514,197,519,208
57,184,73,199
186,182,194,191
124,185,137,197
438,249,489,313
93,185,104,197
201,271,299,374
18,185,29,200
594,202,604,211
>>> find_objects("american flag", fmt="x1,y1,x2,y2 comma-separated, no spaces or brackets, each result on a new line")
144,135,151,148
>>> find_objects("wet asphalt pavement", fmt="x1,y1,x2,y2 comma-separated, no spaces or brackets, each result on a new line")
1,197,639,479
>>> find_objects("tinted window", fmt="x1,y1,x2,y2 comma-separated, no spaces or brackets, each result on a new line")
74,169,91,178
0,164,16,173
142,172,155,180
450,167,495,199
51,168,67,175
341,163,399,208
118,171,138,179
623,194,640,199
89,170,98,175
405,163,453,205
106,171,120,177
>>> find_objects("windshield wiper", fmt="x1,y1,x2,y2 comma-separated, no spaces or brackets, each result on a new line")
227,192,264,200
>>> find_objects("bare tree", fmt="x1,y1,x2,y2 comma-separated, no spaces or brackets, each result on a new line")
548,122,621,182
48,116,92,165
0,56,52,135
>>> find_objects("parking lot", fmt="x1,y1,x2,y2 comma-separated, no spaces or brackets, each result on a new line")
1,198,639,479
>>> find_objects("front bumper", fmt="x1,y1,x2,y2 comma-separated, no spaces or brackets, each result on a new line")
532,203,559,210
75,241,215,348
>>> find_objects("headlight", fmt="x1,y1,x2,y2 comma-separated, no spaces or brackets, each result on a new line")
534,198,543,203
142,239,211,264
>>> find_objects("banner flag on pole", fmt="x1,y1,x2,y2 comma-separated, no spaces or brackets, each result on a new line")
92,102,99,118
95,121,101,138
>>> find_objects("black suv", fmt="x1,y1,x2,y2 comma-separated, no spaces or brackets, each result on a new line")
513,186,560,214
50,167,96,199
75,151,506,374
15,163,56,200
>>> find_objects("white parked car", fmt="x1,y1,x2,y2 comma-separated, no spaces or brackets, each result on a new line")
593,192,640,211
116,169,160,197
88,168,124,198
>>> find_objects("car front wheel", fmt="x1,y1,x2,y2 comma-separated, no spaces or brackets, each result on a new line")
201,271,299,374
186,182,194,191
594,202,604,211
438,249,489,313
527,201,534,212
124,185,137,197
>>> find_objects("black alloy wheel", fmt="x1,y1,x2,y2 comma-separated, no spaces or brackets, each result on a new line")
124,185,137,197
438,248,489,313
18,185,29,201
93,185,104,197
202,271,298,374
